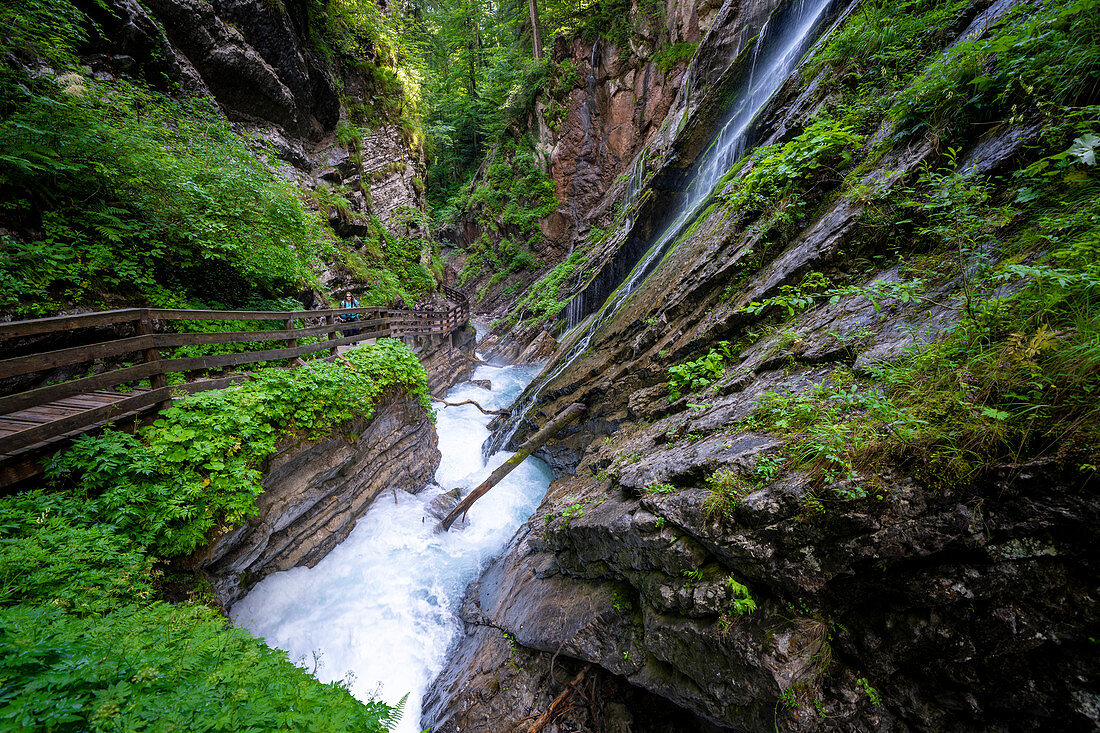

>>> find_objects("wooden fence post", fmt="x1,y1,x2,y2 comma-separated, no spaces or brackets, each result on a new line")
284,317,297,350
137,309,168,403
327,314,337,356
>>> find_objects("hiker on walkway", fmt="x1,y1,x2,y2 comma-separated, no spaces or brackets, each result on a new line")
339,290,361,338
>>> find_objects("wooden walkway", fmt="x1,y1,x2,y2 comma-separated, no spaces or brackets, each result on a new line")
0,286,469,487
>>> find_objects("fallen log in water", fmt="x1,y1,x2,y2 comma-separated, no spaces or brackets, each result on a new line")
436,402,586,531
430,396,509,415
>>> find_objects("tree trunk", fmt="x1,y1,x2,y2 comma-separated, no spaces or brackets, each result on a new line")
528,0,543,60
436,402,585,531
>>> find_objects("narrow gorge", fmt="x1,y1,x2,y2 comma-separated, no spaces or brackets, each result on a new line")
0,0,1097,730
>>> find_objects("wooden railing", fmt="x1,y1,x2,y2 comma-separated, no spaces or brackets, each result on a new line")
0,289,470,460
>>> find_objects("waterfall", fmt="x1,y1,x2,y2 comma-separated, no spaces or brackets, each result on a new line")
493,0,840,452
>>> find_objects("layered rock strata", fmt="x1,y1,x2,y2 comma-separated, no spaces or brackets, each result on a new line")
424,0,1100,729
197,389,440,606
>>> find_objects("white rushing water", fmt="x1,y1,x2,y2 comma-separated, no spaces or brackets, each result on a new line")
232,360,552,732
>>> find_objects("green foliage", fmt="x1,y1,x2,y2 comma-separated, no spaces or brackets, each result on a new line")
722,118,864,224
702,469,745,518
0,602,401,732
505,247,588,329
0,78,336,316
0,344,422,731
894,0,1100,133
47,340,430,557
310,0,424,142
561,498,592,523
0,0,84,81
0,492,156,615
668,341,733,401
745,143,1100,496
857,676,882,706
741,272,831,317
725,577,756,616
653,42,699,74
806,0,971,100
449,141,556,287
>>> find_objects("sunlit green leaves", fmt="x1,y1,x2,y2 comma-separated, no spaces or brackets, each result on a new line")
47,339,429,557
0,79,336,316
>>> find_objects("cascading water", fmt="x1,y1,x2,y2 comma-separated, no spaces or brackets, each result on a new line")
494,0,839,452
232,361,552,733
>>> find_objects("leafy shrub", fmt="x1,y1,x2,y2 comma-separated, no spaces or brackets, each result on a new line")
653,42,699,74
0,78,337,316
445,141,557,285
668,341,734,401
505,247,589,329
0,602,401,732
0,341,423,731
703,469,746,518
48,339,430,556
894,0,1100,132
0,491,155,615
722,118,864,221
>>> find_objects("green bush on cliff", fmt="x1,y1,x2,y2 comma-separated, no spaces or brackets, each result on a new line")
744,139,1100,499
449,141,557,288
505,247,590,329
668,341,734,401
48,339,429,558
894,0,1100,132
0,75,341,317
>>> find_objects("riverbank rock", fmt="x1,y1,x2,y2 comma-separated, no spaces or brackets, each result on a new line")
416,323,478,394
196,389,440,606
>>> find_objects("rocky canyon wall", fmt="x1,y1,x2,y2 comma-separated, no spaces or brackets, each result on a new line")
196,388,440,607
424,0,1100,729
76,0,425,272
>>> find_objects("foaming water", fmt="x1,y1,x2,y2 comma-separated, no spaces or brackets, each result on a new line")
232,361,550,732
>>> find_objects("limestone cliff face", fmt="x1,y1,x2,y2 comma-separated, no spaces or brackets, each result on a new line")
77,0,424,247
536,0,784,254
197,389,439,607
424,0,1100,729
465,0,799,352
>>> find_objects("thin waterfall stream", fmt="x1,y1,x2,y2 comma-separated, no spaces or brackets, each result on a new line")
490,0,839,453
232,360,552,733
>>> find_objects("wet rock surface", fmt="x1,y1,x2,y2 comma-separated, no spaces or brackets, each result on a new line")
424,0,1100,729
198,390,440,606
417,323,479,394
84,0,425,261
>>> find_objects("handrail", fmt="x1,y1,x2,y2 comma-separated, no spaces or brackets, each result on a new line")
0,287,471,458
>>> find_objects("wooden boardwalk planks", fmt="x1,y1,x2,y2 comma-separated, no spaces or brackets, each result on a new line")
0,290,471,486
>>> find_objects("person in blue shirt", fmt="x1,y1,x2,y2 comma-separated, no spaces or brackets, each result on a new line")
339,290,361,338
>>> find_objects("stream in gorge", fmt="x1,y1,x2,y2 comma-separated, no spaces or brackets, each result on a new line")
232,358,553,732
